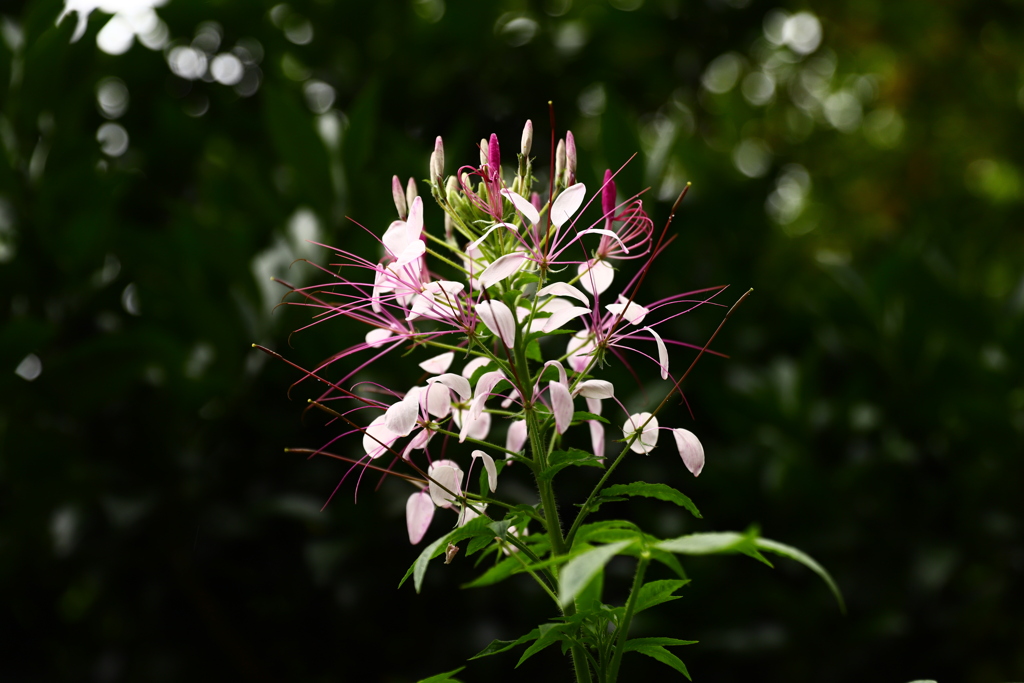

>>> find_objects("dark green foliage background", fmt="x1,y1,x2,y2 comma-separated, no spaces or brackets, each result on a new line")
1,0,1022,681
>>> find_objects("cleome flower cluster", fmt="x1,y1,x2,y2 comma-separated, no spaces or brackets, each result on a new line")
285,121,722,545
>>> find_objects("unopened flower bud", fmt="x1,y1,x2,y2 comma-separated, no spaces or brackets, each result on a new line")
406,177,418,209
521,119,533,157
602,169,616,221
445,175,459,204
479,138,488,167
392,175,407,219
487,133,500,171
555,139,566,182
430,136,444,183
565,131,577,181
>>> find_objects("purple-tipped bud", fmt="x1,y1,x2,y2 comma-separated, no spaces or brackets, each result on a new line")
392,175,408,219
565,131,577,178
487,133,500,171
602,169,616,221
555,139,566,181
405,177,418,209
431,136,444,182
521,120,533,156
530,191,542,213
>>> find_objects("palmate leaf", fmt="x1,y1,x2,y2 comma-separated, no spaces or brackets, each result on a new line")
599,482,702,519
626,642,694,680
470,628,540,660
656,532,845,612
416,667,466,683
635,579,691,613
516,623,572,667
558,540,634,607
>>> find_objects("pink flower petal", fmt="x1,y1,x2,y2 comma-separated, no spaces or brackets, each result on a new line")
550,380,574,435
476,300,516,347
471,370,507,421
406,490,434,544
577,259,615,295
551,183,586,228
479,252,527,289
461,356,492,379
673,428,705,477
384,394,419,436
454,406,491,442
365,328,394,348
589,420,605,461
472,450,498,492
566,329,597,373
423,381,452,419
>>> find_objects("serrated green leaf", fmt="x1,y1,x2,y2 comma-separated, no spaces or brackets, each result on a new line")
601,482,702,519
539,448,605,481
650,549,688,579
559,540,633,608
655,531,750,555
466,532,496,557
399,516,492,592
470,629,540,660
516,623,570,667
624,637,698,650
755,537,846,613
630,644,692,680
463,555,520,588
526,338,543,362
488,519,512,540
416,667,466,683
635,579,690,613
572,410,610,424
573,520,641,545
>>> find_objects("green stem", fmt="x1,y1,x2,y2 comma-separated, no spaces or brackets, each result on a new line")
606,552,650,683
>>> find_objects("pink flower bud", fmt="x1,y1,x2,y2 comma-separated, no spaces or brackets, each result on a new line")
565,130,577,183
488,133,501,172
602,169,616,222
521,119,533,156
431,136,444,182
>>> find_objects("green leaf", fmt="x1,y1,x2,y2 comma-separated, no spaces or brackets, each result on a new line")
399,516,491,592
559,540,633,607
463,555,520,588
655,531,752,556
650,549,688,579
416,667,465,683
539,448,605,481
470,629,539,660
516,623,570,667
624,637,698,650
600,482,702,519
523,338,546,363
635,579,691,613
572,410,610,424
630,644,692,680
755,537,846,613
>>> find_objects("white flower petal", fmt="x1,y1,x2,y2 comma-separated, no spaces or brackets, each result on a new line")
419,351,455,375
589,420,605,461
577,259,615,295
423,381,452,418
574,379,615,399
427,373,472,401
467,222,519,251
472,450,498,492
578,227,629,254
673,428,705,477
566,329,597,373
542,305,591,333
537,282,590,307
506,419,527,453
461,356,492,379
479,252,527,289
622,412,659,454
384,395,419,436
406,490,435,544
606,297,649,325
365,328,394,348
396,239,426,266
476,300,516,347
642,326,669,380
550,380,573,435
501,189,541,226
551,182,586,228
362,415,398,459
427,462,462,508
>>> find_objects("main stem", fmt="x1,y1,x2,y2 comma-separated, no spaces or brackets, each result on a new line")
606,552,650,683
